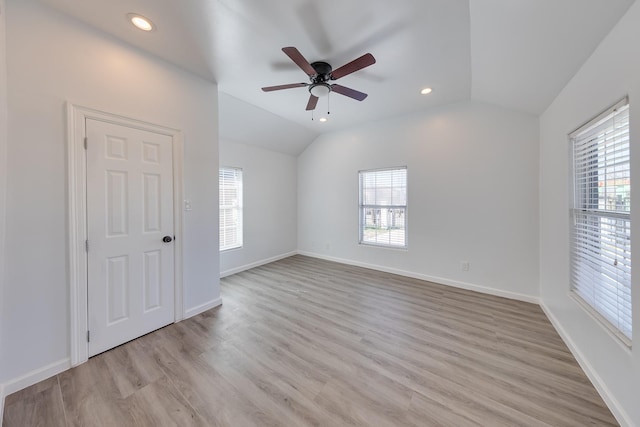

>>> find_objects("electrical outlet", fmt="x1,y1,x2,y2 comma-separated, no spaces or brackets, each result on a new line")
184,200,193,211
461,261,470,271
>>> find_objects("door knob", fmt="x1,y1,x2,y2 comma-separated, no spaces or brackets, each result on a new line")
163,236,173,243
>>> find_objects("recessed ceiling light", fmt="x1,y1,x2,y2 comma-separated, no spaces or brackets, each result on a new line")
319,117,328,123
421,87,433,95
128,13,154,32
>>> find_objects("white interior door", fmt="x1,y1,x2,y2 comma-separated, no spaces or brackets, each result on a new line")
86,118,175,356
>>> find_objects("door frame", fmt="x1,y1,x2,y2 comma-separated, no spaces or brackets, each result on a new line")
67,103,184,366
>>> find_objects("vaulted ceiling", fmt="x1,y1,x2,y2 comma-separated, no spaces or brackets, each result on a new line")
38,0,635,154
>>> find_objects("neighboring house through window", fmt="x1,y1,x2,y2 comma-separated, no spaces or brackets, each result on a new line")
219,167,243,251
570,97,632,344
359,167,407,248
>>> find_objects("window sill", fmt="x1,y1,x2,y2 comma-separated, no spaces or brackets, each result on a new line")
358,242,408,251
569,291,632,351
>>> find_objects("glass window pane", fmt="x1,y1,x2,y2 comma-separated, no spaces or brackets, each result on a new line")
570,100,632,343
219,167,243,251
359,168,407,248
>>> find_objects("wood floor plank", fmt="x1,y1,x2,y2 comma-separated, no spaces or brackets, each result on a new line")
201,342,343,427
2,255,619,426
405,391,482,427
102,339,165,399
2,377,66,427
126,376,206,427
57,357,136,427
3,376,59,408
139,330,280,427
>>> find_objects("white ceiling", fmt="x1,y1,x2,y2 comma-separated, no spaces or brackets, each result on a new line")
37,0,634,154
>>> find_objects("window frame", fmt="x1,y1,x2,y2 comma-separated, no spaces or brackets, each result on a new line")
219,166,243,252
568,97,631,346
358,166,408,249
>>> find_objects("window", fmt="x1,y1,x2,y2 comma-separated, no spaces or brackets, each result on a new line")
570,97,631,344
359,167,407,248
219,167,243,251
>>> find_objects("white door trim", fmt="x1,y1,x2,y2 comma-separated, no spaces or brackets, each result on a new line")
67,103,184,366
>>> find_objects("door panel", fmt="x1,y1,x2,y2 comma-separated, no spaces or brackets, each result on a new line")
86,118,174,356
143,173,161,232
106,255,129,324
106,171,128,236
143,250,162,311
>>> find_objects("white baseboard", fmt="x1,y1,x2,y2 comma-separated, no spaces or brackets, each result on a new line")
220,251,298,278
2,358,70,400
184,297,222,319
298,251,539,304
539,302,633,427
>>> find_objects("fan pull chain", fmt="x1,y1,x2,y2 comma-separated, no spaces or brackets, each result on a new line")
328,92,331,115
311,109,314,121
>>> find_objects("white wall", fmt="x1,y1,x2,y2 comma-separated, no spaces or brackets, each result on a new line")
0,0,8,417
219,92,318,156
539,2,640,425
219,140,297,276
298,101,540,301
1,0,219,392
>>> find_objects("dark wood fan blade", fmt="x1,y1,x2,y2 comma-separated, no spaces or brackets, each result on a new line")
331,53,376,80
262,83,307,92
306,95,319,111
282,47,316,77
331,84,368,101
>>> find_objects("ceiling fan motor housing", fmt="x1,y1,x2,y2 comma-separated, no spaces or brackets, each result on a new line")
310,61,332,82
309,61,333,97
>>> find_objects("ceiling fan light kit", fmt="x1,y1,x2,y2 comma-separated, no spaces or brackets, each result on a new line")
262,46,376,113
309,84,331,97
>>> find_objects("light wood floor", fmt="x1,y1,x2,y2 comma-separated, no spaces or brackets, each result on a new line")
3,255,618,426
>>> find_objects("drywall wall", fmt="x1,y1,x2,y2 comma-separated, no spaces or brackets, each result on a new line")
539,2,640,425
219,140,297,276
1,0,219,391
0,0,8,418
298,101,539,301
219,92,319,156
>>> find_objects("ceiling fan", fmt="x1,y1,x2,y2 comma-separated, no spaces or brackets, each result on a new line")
262,47,376,111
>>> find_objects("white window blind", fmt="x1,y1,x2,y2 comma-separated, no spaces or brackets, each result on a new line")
570,98,631,343
219,167,243,251
359,167,407,248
